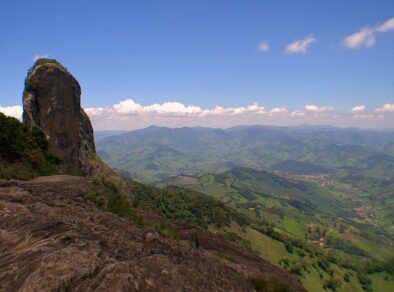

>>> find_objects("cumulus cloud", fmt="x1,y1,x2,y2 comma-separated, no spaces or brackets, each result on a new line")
98,99,267,117
85,99,312,130
0,105,23,120
257,41,270,52
305,104,334,113
342,17,394,49
351,105,367,113
33,54,49,61
375,103,394,112
270,107,289,114
342,27,376,49
285,35,316,54
84,99,394,130
376,17,394,32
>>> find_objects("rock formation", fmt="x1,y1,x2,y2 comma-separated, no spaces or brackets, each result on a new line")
0,176,305,291
23,59,95,175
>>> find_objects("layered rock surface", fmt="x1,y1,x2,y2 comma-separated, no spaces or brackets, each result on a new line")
23,59,95,175
0,176,305,291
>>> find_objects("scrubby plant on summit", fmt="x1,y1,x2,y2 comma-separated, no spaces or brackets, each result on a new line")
24,58,68,93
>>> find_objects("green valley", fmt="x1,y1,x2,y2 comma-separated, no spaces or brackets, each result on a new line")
126,169,394,292
96,126,394,291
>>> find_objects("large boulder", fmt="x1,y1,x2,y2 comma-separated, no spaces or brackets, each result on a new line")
23,59,95,175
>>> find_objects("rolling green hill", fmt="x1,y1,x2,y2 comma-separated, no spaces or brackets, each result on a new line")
128,170,394,292
159,167,348,216
271,160,334,175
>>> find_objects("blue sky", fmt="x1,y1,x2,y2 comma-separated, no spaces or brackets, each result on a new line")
1,0,394,129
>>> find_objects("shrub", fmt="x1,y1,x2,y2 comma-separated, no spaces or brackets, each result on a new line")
344,273,351,282
285,243,293,254
0,113,58,179
154,223,179,240
87,178,144,225
318,259,330,272
385,257,394,275
0,113,27,161
289,262,304,276
31,126,48,151
323,277,342,291
279,259,290,268
251,275,290,292
128,181,248,229
357,272,372,292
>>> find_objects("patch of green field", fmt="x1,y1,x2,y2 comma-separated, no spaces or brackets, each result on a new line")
282,217,306,238
227,224,294,265
300,267,326,292
370,272,394,292
302,265,338,292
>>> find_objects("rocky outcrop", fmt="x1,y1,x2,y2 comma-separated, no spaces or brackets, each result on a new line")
0,176,305,291
23,59,95,175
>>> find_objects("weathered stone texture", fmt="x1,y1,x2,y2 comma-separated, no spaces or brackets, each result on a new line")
23,61,95,175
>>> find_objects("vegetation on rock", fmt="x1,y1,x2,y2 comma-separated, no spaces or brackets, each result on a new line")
0,112,59,179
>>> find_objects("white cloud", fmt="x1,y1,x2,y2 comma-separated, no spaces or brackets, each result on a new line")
257,41,270,52
107,99,267,116
111,99,203,115
33,54,49,61
285,35,316,54
305,104,334,113
84,99,394,130
342,27,376,49
85,107,105,116
342,17,394,49
146,102,202,115
376,17,394,32
0,105,23,120
375,103,394,112
351,105,367,113
88,99,394,130
290,110,305,117
270,107,289,114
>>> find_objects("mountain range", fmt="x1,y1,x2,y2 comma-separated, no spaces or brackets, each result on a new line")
96,125,394,182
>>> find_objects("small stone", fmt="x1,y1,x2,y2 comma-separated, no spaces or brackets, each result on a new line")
145,232,159,242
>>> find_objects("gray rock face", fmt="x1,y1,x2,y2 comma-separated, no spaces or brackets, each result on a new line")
0,176,305,292
23,59,95,175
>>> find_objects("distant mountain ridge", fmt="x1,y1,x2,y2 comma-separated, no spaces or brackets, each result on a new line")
96,125,394,182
